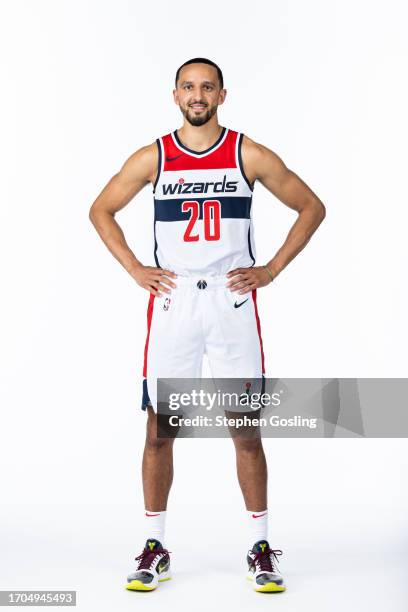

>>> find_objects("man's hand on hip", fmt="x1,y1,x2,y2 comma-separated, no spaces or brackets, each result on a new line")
130,264,178,297
226,266,272,294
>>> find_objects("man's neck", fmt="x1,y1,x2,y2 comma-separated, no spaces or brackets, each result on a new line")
176,120,223,152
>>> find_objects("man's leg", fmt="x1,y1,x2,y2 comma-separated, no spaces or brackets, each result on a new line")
228,423,270,545
204,283,285,590
125,407,174,591
127,282,200,591
232,436,267,512
143,406,175,511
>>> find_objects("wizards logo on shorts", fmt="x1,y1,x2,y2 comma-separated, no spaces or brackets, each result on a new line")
239,382,252,404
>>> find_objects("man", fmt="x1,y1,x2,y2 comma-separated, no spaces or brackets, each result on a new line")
89,57,325,593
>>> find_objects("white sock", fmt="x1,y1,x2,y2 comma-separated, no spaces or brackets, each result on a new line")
144,509,167,546
247,509,268,547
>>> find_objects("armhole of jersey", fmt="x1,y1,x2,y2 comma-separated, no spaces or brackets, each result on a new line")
152,137,163,193
236,132,254,192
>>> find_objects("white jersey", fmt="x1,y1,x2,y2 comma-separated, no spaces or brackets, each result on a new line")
152,126,256,276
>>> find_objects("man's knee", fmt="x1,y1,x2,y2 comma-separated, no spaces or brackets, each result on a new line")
145,407,174,450
233,436,263,455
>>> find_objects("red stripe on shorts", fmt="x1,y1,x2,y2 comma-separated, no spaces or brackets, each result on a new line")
251,289,265,374
142,293,155,378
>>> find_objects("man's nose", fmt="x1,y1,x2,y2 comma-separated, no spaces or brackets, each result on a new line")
191,89,206,98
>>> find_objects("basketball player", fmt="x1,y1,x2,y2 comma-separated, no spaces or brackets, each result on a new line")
89,58,326,593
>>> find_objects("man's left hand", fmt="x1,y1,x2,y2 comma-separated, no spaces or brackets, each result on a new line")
226,266,272,294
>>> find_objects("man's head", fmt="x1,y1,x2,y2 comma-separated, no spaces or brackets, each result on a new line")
174,58,226,127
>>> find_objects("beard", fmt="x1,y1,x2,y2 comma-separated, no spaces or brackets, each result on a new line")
181,103,218,126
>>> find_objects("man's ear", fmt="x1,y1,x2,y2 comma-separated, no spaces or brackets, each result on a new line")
173,88,179,105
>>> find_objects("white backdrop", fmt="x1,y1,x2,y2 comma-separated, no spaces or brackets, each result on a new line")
1,1,407,610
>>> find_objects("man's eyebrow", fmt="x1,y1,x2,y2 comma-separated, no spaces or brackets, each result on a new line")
180,80,216,86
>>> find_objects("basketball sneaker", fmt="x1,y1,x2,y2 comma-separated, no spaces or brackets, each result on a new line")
246,540,286,592
125,538,171,591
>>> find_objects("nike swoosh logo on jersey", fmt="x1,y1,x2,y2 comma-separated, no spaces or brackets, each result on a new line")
166,154,183,162
145,512,161,517
252,512,267,518
234,299,249,308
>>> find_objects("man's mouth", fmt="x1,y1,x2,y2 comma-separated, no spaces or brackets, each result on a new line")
189,104,207,110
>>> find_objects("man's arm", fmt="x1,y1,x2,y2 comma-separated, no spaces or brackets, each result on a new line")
89,143,177,296
226,135,326,294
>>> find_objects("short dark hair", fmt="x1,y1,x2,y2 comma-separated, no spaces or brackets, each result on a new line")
175,57,224,89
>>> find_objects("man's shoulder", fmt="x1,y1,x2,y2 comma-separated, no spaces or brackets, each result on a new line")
126,141,158,168
118,141,158,186
240,133,266,166
241,133,263,149
139,140,159,156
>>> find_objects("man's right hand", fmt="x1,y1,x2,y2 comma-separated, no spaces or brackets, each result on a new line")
130,264,177,297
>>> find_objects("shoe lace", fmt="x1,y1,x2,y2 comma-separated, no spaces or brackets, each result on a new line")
135,548,171,570
250,548,282,573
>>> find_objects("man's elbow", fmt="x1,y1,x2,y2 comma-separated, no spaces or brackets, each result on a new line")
312,198,326,223
89,203,98,226
89,202,111,227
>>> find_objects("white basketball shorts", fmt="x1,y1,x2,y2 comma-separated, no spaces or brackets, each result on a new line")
141,274,266,412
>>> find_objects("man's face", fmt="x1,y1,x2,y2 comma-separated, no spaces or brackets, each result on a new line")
174,64,226,127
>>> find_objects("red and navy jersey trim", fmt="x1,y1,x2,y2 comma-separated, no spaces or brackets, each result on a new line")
173,126,227,156
152,138,162,193
161,128,235,171
237,133,254,192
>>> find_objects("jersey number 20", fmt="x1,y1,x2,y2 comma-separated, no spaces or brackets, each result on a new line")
182,200,221,242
